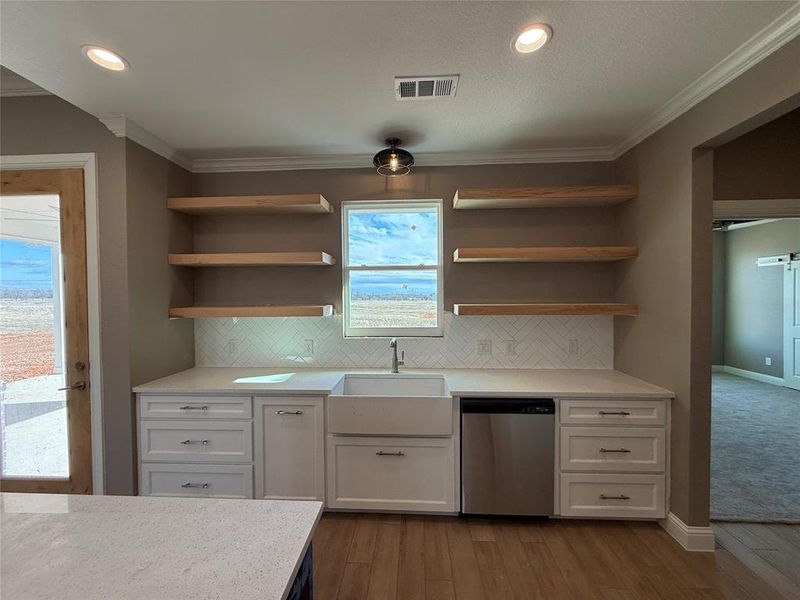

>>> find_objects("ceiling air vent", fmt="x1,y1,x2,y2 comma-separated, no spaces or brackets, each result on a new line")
395,75,459,101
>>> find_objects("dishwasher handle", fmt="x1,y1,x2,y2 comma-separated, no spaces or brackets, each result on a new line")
461,398,555,414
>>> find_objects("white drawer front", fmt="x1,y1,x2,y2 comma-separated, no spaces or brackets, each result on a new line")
560,473,665,518
140,421,252,463
139,395,252,420
560,427,665,473
140,463,253,498
559,399,666,426
327,436,455,512
327,396,452,436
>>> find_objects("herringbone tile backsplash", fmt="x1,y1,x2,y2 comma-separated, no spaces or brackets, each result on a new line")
195,313,613,369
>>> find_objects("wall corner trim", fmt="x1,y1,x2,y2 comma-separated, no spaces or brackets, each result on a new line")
720,365,785,387
98,115,193,172
612,2,800,158
660,512,716,552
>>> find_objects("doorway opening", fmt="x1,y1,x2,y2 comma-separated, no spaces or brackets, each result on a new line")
711,218,800,524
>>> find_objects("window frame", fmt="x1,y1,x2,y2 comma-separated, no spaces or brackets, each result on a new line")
341,199,444,338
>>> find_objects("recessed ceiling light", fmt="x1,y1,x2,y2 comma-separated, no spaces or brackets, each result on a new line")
81,45,128,71
513,23,552,54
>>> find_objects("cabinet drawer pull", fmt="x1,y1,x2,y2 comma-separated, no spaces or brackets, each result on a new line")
599,447,631,453
275,410,303,416
376,451,405,457
179,405,209,411
180,482,209,489
599,494,631,500
180,439,209,445
598,411,630,416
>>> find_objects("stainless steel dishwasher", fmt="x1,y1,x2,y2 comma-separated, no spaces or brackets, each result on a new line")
461,398,555,516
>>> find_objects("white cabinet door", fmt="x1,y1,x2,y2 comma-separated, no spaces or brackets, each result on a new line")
326,436,455,512
254,397,324,501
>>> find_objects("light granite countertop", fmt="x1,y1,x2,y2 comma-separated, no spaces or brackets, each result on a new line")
134,367,673,398
0,493,322,600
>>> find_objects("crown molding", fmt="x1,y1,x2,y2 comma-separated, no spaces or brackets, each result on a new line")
0,73,51,98
190,146,616,173
98,115,193,171
613,2,800,158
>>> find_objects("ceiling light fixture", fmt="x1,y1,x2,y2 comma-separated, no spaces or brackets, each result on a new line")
513,23,552,54
373,137,414,177
82,45,128,71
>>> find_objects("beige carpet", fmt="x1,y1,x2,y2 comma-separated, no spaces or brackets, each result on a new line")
711,372,800,523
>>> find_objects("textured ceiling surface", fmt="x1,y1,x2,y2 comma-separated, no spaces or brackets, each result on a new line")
0,1,794,159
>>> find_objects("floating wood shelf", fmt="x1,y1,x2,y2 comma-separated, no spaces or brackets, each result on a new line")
453,185,637,210
167,194,332,215
168,305,334,319
453,303,638,316
453,246,638,263
168,251,336,267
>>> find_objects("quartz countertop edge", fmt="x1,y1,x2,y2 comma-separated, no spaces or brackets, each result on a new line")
133,367,674,398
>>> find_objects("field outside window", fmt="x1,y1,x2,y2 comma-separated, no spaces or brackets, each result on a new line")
342,200,443,337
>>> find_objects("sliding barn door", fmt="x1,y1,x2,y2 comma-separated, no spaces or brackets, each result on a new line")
785,260,800,391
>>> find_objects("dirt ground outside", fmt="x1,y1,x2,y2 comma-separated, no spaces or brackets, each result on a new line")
0,299,56,383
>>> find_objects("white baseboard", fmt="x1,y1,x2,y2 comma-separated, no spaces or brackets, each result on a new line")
719,365,784,386
660,512,716,552
711,365,725,373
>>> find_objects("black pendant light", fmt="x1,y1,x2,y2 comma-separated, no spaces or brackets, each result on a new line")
373,137,414,177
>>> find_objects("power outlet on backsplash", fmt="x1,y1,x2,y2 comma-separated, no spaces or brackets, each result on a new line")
227,338,239,355
504,340,518,356
477,340,493,356
302,339,314,356
568,339,579,355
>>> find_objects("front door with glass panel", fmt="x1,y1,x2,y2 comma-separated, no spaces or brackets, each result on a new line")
0,169,92,493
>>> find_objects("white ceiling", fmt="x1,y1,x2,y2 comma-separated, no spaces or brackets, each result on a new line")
1,1,798,168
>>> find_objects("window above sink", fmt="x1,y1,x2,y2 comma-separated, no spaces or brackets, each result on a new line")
342,200,443,338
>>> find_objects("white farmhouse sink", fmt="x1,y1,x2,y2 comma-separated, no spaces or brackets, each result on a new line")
332,373,448,397
328,374,452,436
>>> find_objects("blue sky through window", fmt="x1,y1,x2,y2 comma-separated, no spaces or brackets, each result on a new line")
347,209,438,267
0,239,53,291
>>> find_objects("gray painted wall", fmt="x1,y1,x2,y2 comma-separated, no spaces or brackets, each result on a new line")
1,94,133,494
614,36,800,527
722,220,800,378
0,95,195,494
192,163,622,312
714,107,800,201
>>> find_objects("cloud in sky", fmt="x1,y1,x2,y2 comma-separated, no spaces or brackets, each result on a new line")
348,209,438,267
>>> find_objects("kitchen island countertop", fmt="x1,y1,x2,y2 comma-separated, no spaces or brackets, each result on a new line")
0,493,321,600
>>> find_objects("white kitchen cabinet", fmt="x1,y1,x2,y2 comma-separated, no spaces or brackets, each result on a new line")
254,397,325,501
556,397,669,519
326,436,455,512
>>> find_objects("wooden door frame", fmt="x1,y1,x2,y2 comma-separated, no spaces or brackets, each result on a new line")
0,153,103,493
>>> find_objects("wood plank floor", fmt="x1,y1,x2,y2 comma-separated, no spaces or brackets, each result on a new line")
712,522,800,600
312,513,796,600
